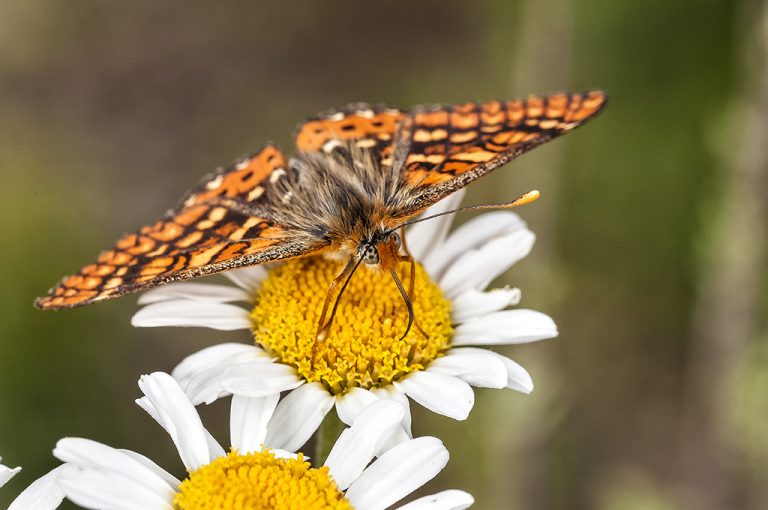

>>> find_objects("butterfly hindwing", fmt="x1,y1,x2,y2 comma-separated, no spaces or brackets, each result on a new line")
294,103,405,163
35,145,317,310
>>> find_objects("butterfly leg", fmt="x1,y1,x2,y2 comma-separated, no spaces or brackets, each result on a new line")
315,254,364,342
398,227,428,339
389,269,415,341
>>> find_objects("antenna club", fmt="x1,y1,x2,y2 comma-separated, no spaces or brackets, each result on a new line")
513,189,541,207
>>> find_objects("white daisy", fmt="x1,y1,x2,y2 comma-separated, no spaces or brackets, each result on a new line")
133,189,558,446
52,372,473,510
1,456,66,510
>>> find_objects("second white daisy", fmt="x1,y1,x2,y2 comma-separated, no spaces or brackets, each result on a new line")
53,372,472,510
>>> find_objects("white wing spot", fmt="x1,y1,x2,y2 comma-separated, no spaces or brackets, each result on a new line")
356,139,376,148
247,186,265,201
328,112,345,121
209,207,227,222
235,158,250,170
269,168,286,183
206,175,224,190
322,139,341,153
357,109,374,119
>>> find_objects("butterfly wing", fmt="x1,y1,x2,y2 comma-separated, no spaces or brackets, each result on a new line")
294,103,406,160
36,145,323,310
293,92,607,217
399,91,607,210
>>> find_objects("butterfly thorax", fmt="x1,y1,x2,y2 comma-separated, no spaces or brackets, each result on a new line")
257,140,416,268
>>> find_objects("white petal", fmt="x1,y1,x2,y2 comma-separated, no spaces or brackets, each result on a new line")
451,287,521,323
371,386,413,438
230,393,279,454
428,348,507,388
395,371,474,420
131,301,251,330
264,382,333,452
394,490,474,510
57,464,172,510
335,387,380,426
137,282,250,305
0,463,21,488
324,400,405,490
137,396,225,463
271,449,300,460
494,353,534,394
8,465,66,510
221,362,304,398
345,437,448,510
118,450,181,489
336,385,411,440
424,211,527,279
406,189,466,261
183,352,272,406
452,309,558,346
439,230,534,298
53,438,176,502
223,266,269,291
172,343,264,390
137,373,213,471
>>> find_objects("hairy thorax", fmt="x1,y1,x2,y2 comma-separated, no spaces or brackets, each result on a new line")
261,141,418,260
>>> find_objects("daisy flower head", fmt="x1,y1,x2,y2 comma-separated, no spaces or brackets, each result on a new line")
52,372,473,510
1,456,66,510
133,189,558,443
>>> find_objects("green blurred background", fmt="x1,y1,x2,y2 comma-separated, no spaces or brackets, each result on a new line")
1,1,767,508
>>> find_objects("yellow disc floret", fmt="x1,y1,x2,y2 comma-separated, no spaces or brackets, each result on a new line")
250,257,453,394
174,450,351,510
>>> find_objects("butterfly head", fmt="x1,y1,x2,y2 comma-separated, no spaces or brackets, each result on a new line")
360,230,401,272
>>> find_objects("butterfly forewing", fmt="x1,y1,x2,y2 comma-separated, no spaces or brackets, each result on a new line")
400,91,607,208
35,145,314,310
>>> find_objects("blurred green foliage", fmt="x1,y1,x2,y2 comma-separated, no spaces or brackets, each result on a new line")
1,1,765,509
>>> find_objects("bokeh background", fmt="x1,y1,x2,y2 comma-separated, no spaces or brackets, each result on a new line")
2,1,767,508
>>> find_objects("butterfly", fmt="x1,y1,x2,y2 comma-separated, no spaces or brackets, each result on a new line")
36,91,607,338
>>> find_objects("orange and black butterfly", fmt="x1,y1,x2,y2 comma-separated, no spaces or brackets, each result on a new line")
36,91,607,337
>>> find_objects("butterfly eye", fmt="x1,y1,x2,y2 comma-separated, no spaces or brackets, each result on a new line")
362,245,379,265
391,232,401,248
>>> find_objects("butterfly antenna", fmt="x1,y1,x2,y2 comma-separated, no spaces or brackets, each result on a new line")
316,254,364,342
389,269,415,341
396,189,541,230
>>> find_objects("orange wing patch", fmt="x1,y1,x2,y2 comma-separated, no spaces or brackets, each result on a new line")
182,144,287,206
402,91,607,193
36,146,306,310
294,104,404,160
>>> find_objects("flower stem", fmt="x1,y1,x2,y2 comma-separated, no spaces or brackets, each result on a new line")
314,410,344,467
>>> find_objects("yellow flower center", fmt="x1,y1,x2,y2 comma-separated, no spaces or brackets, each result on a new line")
174,450,351,510
250,257,453,394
